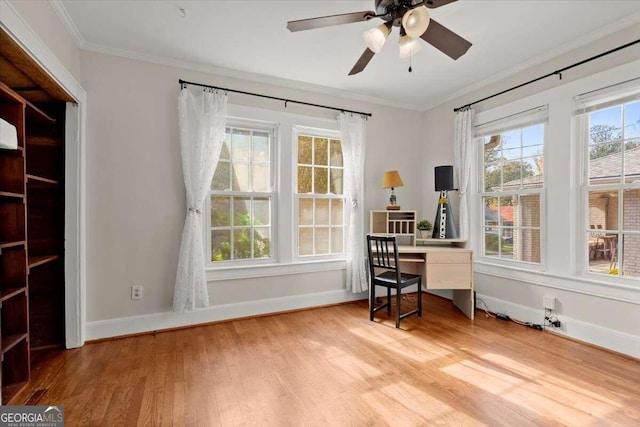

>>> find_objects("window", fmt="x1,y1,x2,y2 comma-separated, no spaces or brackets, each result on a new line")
578,80,640,278
295,130,345,258
209,122,275,263
477,107,546,263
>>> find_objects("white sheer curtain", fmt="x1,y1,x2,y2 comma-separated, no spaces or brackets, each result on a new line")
453,107,475,241
340,112,368,293
174,88,227,312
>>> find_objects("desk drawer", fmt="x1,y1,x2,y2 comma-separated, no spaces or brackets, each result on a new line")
427,252,471,264
426,264,472,289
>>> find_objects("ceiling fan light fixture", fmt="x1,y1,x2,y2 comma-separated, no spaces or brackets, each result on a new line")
363,23,390,53
401,6,430,38
398,34,422,58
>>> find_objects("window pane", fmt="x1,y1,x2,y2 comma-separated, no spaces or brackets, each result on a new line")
220,134,231,160
299,198,313,225
233,229,252,259
483,197,499,226
212,161,230,191
520,194,540,227
484,164,500,191
252,163,270,192
587,230,616,275
331,227,344,253
330,168,343,194
330,139,343,166
298,166,312,193
588,190,618,231
500,228,513,259
298,135,312,164
232,129,251,161
623,189,640,231
233,197,251,226
501,129,520,151
315,198,330,225
502,146,521,161
519,229,541,263
254,197,270,226
315,228,329,254
501,161,522,188
331,199,343,226
484,135,500,163
253,131,270,162
299,228,313,256
621,234,640,278
212,229,231,261
232,163,250,191
314,138,328,166
624,101,640,139
211,196,231,227
522,157,542,188
589,142,622,184
314,167,328,194
484,231,499,257
522,124,544,147
590,106,622,144
624,140,640,182
253,227,270,259
499,196,514,227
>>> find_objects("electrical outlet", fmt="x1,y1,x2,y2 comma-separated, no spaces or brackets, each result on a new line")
131,285,143,300
543,295,556,310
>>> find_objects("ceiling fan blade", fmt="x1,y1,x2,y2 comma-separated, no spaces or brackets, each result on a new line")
420,19,471,60
349,48,376,75
423,0,458,9
287,11,375,32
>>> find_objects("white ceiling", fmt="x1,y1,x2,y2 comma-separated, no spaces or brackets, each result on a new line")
57,1,640,111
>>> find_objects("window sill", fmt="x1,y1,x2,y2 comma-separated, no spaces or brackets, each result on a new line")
474,260,640,305
206,259,347,282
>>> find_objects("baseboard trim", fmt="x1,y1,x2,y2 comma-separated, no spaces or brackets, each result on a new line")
86,289,366,341
476,294,640,359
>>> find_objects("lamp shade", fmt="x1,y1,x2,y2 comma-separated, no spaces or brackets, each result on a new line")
363,23,390,53
402,6,430,38
398,34,422,58
382,170,404,189
434,165,455,191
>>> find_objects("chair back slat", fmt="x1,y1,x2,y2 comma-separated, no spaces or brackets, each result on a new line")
366,234,399,272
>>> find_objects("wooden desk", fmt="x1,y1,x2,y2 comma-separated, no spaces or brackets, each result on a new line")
395,245,474,320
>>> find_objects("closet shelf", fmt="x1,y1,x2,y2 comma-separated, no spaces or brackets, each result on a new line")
28,254,59,270
0,190,24,199
0,240,26,250
25,101,55,124
26,174,59,186
1,333,28,354
0,287,27,303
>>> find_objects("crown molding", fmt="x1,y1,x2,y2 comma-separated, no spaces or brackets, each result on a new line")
424,11,640,111
80,41,424,113
49,0,85,49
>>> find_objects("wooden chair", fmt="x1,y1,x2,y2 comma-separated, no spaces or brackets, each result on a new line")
366,234,422,328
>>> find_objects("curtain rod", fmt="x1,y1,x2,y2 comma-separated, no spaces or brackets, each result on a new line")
454,38,640,113
178,79,372,117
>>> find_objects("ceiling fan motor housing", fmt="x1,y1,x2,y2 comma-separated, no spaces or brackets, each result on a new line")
375,0,420,26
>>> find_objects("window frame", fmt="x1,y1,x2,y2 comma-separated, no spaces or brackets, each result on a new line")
578,91,640,280
206,117,279,267
476,108,548,268
293,126,346,262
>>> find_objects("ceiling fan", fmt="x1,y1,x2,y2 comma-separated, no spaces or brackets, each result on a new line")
287,0,472,75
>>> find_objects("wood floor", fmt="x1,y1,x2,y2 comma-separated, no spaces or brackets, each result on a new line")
11,294,640,426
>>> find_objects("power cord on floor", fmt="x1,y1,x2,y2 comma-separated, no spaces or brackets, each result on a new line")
478,299,543,331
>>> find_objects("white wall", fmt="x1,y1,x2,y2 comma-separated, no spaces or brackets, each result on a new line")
79,50,424,327
7,0,81,81
422,25,640,357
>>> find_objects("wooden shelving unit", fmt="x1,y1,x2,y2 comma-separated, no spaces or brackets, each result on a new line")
370,210,417,245
0,80,65,403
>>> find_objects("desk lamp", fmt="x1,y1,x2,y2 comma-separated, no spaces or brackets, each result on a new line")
433,166,458,239
382,170,403,210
